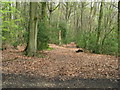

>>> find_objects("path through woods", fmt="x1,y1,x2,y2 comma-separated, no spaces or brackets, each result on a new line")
2,44,119,88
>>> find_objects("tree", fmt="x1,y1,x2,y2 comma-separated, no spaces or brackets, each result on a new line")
37,2,49,50
25,2,38,56
118,1,120,57
95,2,104,53
57,2,61,45
47,2,59,24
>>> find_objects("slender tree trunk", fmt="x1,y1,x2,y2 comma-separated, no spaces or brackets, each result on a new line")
8,3,12,20
41,2,46,21
65,2,69,21
26,2,38,56
48,3,59,25
101,4,115,53
0,2,2,47
80,2,83,31
57,3,61,45
95,2,103,53
49,2,52,24
118,1,120,57
84,2,93,49
15,1,19,47
37,2,47,50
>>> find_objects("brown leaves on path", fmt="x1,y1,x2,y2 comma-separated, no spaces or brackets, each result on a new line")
2,44,119,81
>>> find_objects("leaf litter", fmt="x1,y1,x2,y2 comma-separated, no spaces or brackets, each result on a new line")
2,44,119,88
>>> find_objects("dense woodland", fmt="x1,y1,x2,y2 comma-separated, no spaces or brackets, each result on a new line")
0,1,118,56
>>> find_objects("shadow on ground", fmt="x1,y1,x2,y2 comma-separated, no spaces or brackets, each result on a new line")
2,73,119,88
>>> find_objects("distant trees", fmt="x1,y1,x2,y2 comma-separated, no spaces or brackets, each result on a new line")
72,2,117,55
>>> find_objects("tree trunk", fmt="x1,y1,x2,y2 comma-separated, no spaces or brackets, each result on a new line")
95,2,103,53
26,2,38,56
37,2,47,50
15,1,20,47
118,1,120,57
49,2,52,24
57,3,61,45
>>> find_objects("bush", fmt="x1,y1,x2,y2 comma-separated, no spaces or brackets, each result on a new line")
37,22,49,50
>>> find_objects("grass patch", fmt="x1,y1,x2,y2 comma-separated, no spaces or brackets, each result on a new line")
46,47,53,50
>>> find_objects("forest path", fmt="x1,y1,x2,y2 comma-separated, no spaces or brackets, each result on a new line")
2,44,119,88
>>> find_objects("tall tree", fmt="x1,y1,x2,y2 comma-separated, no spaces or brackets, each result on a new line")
26,2,38,56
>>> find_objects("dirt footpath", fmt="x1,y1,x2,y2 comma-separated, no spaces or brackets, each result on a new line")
2,44,119,88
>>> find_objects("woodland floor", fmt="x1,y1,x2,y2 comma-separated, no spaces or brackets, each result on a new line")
2,44,119,88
